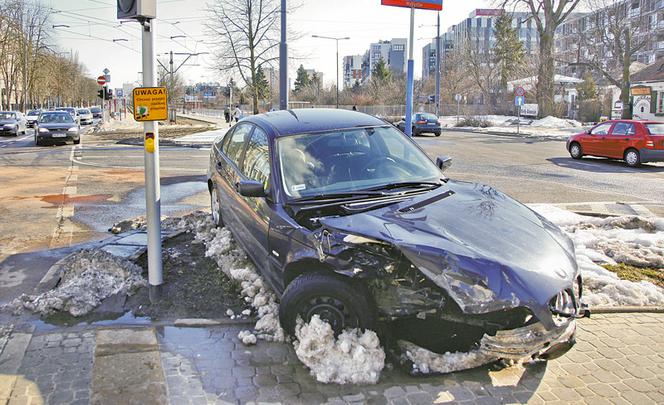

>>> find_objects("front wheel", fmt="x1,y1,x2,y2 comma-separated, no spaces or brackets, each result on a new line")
73,138,80,145
279,272,377,336
210,185,224,227
624,149,641,167
569,142,583,159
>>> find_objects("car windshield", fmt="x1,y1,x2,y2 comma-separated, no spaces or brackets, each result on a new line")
645,123,664,135
277,126,441,199
90,107,101,113
0,112,16,120
78,109,90,114
40,113,74,124
27,110,40,116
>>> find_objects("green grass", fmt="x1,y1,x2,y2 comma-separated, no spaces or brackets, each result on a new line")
602,263,664,288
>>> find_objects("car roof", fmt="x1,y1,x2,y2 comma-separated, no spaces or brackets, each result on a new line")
245,108,388,137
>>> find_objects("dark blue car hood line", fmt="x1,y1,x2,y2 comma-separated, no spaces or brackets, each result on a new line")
317,180,577,330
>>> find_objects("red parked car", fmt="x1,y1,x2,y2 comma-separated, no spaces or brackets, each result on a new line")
566,120,664,167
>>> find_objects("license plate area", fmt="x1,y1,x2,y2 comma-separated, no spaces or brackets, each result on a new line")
52,133,66,138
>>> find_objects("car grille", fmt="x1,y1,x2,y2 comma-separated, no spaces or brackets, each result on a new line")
549,275,583,322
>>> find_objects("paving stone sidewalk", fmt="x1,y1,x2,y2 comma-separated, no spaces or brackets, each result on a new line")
1,312,664,404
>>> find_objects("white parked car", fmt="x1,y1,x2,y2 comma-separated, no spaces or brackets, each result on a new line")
77,108,93,125
25,109,41,128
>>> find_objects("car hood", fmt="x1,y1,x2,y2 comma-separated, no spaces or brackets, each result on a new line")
39,122,77,130
0,119,18,125
317,180,577,327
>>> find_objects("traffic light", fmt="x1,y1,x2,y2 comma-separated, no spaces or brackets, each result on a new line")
105,88,113,100
97,89,104,99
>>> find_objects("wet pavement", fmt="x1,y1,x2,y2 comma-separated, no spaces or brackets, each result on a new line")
1,312,664,404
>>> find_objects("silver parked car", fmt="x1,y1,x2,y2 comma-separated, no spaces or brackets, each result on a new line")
0,111,28,136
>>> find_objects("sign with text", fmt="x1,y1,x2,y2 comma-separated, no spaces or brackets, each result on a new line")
132,87,168,121
381,0,442,10
631,86,651,96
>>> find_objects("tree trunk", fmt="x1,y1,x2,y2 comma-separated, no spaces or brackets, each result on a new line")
537,28,555,118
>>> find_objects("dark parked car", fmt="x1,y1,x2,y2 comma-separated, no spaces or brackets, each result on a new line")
0,111,27,136
397,112,442,136
90,106,103,119
207,109,587,362
35,111,80,146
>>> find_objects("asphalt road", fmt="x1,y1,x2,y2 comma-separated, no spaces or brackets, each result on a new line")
2,127,664,263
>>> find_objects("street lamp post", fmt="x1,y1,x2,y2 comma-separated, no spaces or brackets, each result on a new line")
311,35,350,109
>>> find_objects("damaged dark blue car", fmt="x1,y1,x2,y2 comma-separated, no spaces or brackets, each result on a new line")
207,108,589,368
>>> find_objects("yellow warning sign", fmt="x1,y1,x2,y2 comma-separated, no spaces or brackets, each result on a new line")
132,87,168,121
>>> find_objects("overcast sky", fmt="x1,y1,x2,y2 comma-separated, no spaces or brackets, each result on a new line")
47,0,493,90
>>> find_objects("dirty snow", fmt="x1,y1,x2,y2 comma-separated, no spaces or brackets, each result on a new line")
9,249,146,317
238,330,257,345
529,204,664,306
531,116,582,128
399,340,495,375
189,214,285,342
293,315,385,384
439,114,586,138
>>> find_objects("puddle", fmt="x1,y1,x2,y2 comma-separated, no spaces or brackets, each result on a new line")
40,193,113,205
73,177,208,232
33,310,152,332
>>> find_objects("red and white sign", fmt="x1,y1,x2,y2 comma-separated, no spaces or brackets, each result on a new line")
381,0,443,11
514,86,526,97
473,9,503,17
97,76,106,86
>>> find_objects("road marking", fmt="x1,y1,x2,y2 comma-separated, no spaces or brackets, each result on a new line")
49,142,82,248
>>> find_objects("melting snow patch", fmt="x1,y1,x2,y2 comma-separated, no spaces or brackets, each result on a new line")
190,215,285,342
293,315,385,384
529,204,664,306
10,249,146,317
399,340,495,375
238,330,257,345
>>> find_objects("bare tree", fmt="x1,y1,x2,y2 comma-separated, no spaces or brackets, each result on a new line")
206,0,282,114
460,40,500,113
500,0,582,117
567,0,649,118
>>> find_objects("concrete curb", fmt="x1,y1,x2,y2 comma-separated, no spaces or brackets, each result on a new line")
443,127,570,140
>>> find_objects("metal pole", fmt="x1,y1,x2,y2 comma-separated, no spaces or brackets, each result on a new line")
336,39,339,109
404,7,415,136
279,0,288,110
517,105,521,135
435,12,441,117
141,18,163,296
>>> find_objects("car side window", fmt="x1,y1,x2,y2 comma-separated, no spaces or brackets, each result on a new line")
242,127,270,187
612,123,635,136
223,124,253,166
591,123,612,135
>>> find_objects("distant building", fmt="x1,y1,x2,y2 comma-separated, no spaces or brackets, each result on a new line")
343,38,407,88
304,68,324,85
422,40,440,80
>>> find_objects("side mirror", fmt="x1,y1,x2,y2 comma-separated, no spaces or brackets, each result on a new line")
236,180,266,198
436,156,453,171
585,129,592,134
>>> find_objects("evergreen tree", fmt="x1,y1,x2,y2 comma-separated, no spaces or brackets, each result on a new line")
253,65,270,101
577,71,597,101
493,13,525,87
372,58,392,82
293,65,310,94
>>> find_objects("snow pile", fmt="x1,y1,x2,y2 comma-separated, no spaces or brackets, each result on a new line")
293,315,385,384
190,215,285,342
10,250,146,317
238,330,257,345
529,204,664,306
399,340,494,374
531,116,582,128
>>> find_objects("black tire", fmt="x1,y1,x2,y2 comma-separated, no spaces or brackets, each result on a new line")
35,138,42,146
412,127,418,137
279,272,377,336
210,185,224,227
435,131,441,137
73,138,80,145
624,148,641,167
569,142,583,159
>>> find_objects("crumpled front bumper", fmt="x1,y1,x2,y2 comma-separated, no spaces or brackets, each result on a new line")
481,319,576,361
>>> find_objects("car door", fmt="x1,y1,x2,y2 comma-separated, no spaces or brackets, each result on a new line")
236,126,274,279
213,123,254,229
605,122,635,159
586,122,614,155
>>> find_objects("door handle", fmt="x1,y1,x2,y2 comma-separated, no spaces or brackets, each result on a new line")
624,138,629,141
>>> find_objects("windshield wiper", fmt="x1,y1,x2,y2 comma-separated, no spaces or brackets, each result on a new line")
288,190,390,204
364,181,442,192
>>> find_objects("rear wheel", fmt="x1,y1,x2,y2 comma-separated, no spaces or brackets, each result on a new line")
624,149,641,167
210,185,224,227
279,272,377,336
569,142,583,159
